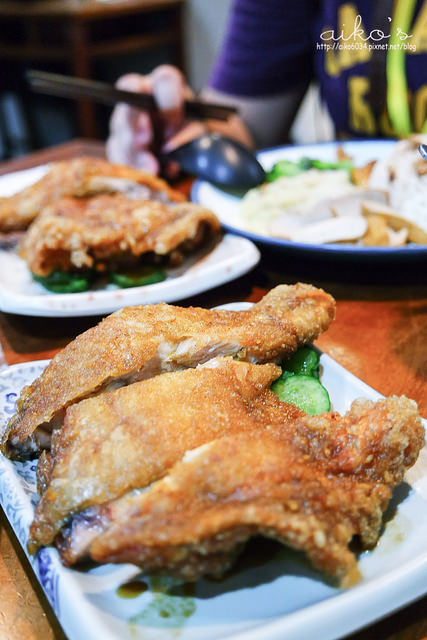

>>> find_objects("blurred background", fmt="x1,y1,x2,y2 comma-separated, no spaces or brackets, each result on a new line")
0,0,334,161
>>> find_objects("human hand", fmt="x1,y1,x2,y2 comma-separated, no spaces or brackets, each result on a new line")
106,65,206,174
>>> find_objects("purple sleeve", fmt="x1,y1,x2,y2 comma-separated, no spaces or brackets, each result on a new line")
209,0,316,97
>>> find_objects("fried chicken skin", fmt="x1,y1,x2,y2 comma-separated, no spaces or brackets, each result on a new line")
2,283,335,460
53,395,423,583
0,156,185,232
20,195,220,276
27,358,287,551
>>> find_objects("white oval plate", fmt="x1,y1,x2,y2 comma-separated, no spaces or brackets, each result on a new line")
0,166,260,317
0,330,426,640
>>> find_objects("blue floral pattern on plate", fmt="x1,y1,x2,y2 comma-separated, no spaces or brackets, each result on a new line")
0,361,61,614
0,355,426,640
37,547,60,612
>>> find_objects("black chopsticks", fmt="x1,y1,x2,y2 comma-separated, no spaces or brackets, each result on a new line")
27,70,238,122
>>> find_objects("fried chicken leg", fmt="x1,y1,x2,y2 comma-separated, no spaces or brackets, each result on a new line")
28,358,287,551
20,194,220,276
54,395,423,583
0,156,184,232
2,283,335,459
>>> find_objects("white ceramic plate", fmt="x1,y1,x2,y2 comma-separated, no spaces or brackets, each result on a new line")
191,140,427,265
0,317,426,640
0,166,260,317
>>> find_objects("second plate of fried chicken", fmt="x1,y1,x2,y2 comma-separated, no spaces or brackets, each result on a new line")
0,158,261,316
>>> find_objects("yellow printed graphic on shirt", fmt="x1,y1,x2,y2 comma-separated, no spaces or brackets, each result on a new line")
413,85,427,131
411,1,427,52
322,2,427,135
348,77,376,134
325,4,371,78
348,77,427,135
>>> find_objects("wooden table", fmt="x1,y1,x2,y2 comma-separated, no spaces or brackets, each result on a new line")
0,0,185,139
0,140,426,640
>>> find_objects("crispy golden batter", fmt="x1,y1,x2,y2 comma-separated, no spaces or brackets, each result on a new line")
0,156,185,232
20,194,220,276
2,284,335,460
28,358,287,550
54,394,423,582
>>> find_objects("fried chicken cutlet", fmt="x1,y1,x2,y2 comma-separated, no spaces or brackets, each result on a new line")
28,358,286,550
43,384,423,584
20,195,221,276
1,283,335,460
0,156,185,232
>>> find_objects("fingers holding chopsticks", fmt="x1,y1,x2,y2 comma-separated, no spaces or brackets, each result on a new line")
106,66,199,173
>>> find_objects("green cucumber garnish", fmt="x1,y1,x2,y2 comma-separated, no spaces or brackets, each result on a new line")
110,266,166,288
271,374,331,415
281,346,320,378
33,271,92,293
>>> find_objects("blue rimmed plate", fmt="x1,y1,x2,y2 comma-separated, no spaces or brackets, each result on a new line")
191,140,427,268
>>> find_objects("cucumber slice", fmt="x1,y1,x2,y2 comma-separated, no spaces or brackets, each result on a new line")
33,271,92,293
271,374,330,415
282,347,320,378
110,266,166,288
